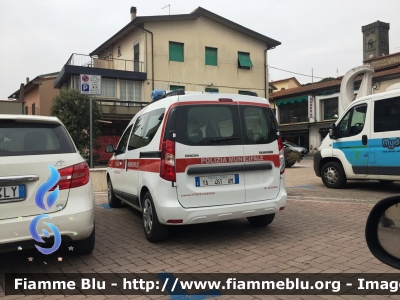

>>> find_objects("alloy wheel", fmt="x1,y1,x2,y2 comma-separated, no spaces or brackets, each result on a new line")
143,198,153,235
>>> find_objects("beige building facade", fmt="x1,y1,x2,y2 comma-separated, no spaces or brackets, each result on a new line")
85,6,281,104
9,73,59,116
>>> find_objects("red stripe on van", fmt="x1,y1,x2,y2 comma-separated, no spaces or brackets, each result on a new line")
126,159,140,170
139,159,161,173
175,154,280,173
108,159,125,169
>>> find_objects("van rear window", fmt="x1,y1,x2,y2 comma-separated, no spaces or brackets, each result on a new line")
0,121,75,156
173,104,277,146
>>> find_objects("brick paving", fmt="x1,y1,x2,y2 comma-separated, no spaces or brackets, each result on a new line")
1,156,400,300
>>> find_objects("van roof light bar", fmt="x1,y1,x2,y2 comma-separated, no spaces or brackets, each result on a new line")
151,89,186,102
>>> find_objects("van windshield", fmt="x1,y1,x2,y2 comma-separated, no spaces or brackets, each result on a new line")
173,104,277,146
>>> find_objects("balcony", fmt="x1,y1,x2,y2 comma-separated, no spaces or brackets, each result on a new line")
67,53,144,72
96,99,148,120
54,53,147,89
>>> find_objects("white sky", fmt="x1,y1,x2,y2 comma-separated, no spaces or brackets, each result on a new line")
1,0,400,99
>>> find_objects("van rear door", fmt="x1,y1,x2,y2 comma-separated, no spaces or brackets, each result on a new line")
238,99,281,202
174,95,246,208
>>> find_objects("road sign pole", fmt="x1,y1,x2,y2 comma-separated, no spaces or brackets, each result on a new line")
89,94,93,169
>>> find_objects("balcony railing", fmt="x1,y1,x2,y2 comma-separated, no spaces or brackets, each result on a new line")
96,99,148,108
66,53,144,72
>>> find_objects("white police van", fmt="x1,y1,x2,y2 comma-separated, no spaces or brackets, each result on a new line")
314,69,400,189
105,90,287,242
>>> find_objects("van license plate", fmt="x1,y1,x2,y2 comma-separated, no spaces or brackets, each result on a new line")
0,185,26,203
195,174,239,187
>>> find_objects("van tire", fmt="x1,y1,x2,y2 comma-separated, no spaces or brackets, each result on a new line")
285,161,295,168
321,162,347,189
71,226,95,255
142,192,169,242
247,214,275,227
108,180,121,208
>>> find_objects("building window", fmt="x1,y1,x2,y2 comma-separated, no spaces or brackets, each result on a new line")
134,43,139,71
74,76,80,91
321,97,338,120
100,78,116,98
205,47,217,66
169,42,184,62
170,85,185,91
278,101,308,124
117,45,121,57
205,87,219,93
238,52,253,69
120,80,141,106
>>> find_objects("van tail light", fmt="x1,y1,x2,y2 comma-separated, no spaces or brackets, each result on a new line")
51,162,90,190
160,139,176,182
278,136,285,174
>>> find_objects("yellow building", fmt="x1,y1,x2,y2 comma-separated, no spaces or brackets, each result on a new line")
54,6,281,119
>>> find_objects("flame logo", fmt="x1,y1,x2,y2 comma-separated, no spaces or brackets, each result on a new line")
29,164,62,255
35,164,60,211
29,214,61,255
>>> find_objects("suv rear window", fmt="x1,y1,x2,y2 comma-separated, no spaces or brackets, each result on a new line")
0,120,75,156
172,104,277,146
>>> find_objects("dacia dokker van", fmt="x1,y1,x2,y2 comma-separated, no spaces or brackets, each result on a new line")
106,90,287,242
314,88,400,189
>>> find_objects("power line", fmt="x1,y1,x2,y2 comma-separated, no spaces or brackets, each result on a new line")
268,66,325,79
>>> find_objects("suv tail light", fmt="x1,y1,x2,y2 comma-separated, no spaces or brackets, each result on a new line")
278,136,285,174
52,162,90,190
160,139,176,182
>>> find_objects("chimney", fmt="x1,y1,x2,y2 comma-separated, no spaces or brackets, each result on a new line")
130,6,137,21
19,83,25,101
26,77,29,84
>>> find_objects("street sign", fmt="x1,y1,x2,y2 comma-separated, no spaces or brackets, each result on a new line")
80,74,101,95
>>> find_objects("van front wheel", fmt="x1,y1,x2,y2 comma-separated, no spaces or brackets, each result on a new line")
321,162,347,189
247,214,275,227
142,192,169,242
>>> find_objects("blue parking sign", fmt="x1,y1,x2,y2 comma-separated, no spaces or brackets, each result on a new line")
82,84,90,92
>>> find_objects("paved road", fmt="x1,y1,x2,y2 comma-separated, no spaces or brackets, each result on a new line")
1,157,400,299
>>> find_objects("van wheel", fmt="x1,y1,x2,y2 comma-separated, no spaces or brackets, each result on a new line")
321,162,347,189
71,226,95,255
247,214,275,227
108,180,121,208
285,161,295,168
142,192,169,242
379,180,394,184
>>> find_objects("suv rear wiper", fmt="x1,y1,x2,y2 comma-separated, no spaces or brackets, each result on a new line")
210,137,241,143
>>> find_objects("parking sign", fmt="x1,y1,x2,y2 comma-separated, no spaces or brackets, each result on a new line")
80,74,101,95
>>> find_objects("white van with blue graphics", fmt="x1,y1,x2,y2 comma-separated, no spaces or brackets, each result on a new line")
314,66,400,188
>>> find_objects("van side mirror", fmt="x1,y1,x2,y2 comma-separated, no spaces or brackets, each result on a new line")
366,194,400,269
105,144,115,153
329,124,338,140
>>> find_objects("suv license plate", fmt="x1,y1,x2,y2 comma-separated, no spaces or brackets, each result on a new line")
0,184,26,202
195,174,239,187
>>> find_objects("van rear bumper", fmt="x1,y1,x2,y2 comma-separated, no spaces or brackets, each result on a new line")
155,186,287,225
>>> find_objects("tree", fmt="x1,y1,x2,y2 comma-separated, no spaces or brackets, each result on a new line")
51,89,102,164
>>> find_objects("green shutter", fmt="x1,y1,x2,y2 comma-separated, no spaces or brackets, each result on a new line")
205,47,218,66
169,42,184,62
205,87,219,93
238,52,253,68
239,90,251,95
170,85,185,91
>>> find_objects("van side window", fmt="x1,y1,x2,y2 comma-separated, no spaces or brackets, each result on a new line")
142,109,165,146
116,124,133,154
374,97,400,133
338,104,367,138
128,113,150,150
